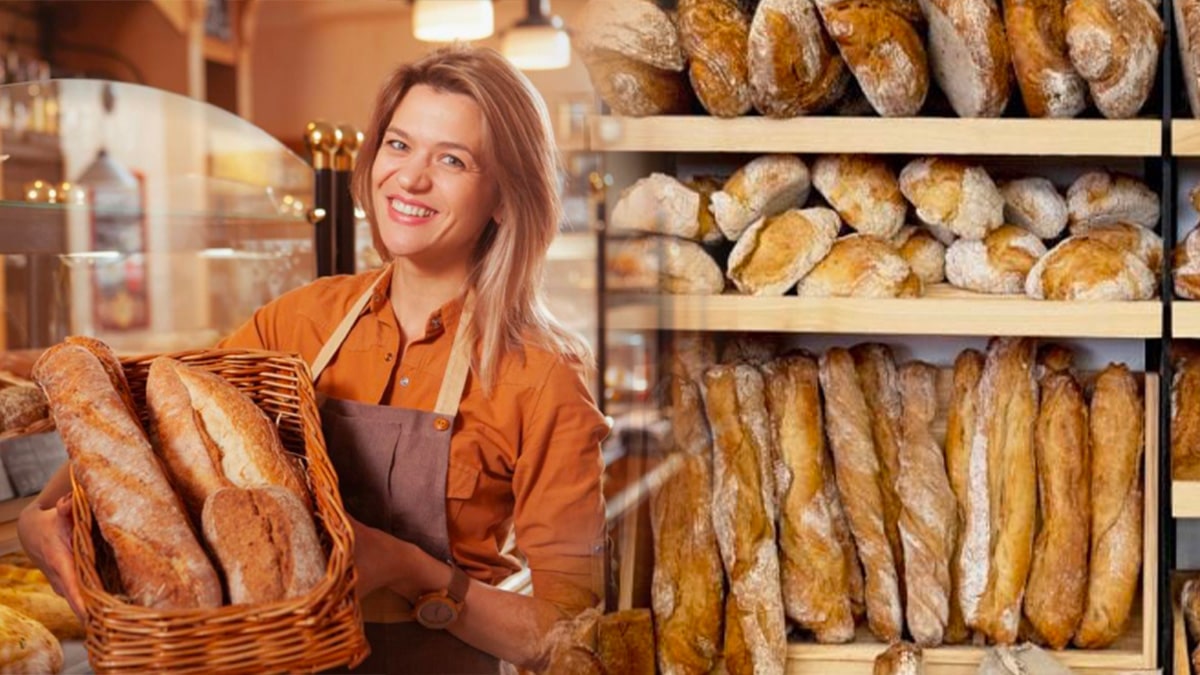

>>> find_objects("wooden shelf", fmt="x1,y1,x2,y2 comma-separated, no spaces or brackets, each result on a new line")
1175,302,1200,337
1174,480,1200,518
589,116,1162,156
1174,120,1200,157
606,286,1162,338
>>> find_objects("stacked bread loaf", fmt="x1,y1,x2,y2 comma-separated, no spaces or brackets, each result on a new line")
31,337,326,611
608,156,1160,301
575,0,1163,119
650,333,1144,669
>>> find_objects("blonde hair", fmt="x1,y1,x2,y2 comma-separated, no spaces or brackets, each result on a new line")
352,45,592,392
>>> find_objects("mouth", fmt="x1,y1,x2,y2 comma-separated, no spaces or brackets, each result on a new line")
387,195,437,219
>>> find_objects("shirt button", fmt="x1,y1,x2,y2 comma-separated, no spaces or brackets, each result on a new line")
400,376,410,387
434,417,450,431
431,317,442,330
385,352,394,362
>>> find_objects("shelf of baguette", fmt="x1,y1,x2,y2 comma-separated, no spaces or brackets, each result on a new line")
1172,351,1200,518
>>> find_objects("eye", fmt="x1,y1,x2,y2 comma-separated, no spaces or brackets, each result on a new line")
386,139,409,151
440,154,465,169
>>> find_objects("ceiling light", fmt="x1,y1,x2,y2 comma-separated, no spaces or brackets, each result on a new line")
502,0,570,71
412,0,494,42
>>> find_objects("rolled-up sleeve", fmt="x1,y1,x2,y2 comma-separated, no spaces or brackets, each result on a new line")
513,359,609,615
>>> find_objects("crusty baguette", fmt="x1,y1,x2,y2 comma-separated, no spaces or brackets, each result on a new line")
702,365,786,675
202,486,326,604
1076,364,1143,648
819,348,904,642
761,353,855,643
1023,371,1090,649
32,342,222,609
944,349,985,644
1173,356,1200,480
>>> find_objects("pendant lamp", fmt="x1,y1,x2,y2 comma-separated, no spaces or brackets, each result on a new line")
501,0,570,71
412,0,494,42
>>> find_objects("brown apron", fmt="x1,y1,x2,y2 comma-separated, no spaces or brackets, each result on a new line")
312,269,499,675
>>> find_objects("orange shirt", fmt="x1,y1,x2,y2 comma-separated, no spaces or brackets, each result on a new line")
218,270,608,613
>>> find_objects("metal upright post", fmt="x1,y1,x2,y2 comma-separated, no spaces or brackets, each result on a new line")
304,120,336,277
333,124,363,275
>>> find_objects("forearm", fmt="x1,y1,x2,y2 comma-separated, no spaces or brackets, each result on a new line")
30,463,71,510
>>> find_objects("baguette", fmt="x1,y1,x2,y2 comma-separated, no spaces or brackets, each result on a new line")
944,349,985,644
32,342,222,609
1173,356,1200,480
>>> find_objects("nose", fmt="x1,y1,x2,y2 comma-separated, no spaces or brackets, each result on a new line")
394,158,432,193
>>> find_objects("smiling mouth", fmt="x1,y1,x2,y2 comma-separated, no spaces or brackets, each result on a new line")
390,198,436,218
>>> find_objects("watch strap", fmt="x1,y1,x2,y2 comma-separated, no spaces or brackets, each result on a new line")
447,560,470,605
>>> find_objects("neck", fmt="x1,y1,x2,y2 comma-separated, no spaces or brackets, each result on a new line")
388,257,470,335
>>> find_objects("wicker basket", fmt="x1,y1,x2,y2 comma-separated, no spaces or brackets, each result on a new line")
68,348,369,674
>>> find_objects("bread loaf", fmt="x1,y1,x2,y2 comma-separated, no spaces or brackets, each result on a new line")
1005,0,1088,118
899,157,1005,241
1025,235,1156,301
892,227,947,285
819,348,904,642
896,361,958,647
748,0,849,116
761,353,855,643
1076,364,1143,648
702,365,786,675
1065,0,1163,119
1066,171,1160,232
944,349,985,644
1000,177,1069,240
973,337,1037,645
1081,221,1163,275
727,208,840,295
872,642,923,675
1175,225,1200,299
677,0,754,117
1179,0,1200,118
1173,355,1200,480
711,155,810,241
1183,578,1200,646
813,0,930,116
202,486,326,604
597,609,656,675
945,225,1047,295
688,176,725,245
919,0,1012,118
797,234,922,298
0,603,62,674
812,154,907,240
32,341,223,610
607,235,725,294
1023,371,1089,649
581,49,694,116
611,173,722,243
0,385,46,433
0,562,84,639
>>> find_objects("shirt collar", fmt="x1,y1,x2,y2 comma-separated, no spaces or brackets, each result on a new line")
366,266,468,340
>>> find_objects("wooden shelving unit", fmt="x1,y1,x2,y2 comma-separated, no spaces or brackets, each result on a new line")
1175,480,1200,518
1173,120,1200,157
1174,304,1200,338
1175,573,1195,675
589,115,1162,156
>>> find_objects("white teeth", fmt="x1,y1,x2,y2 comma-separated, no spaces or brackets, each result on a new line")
390,198,434,217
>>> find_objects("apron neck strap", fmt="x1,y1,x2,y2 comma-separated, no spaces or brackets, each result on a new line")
310,267,391,385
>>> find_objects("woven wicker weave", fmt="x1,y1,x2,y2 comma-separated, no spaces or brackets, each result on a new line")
68,348,368,674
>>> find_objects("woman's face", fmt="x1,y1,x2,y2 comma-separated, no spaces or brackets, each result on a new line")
371,84,501,272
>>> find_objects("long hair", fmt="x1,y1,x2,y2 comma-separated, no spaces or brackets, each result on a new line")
352,45,592,392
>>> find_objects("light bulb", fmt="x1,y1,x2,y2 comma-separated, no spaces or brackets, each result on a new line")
502,25,571,71
412,0,494,42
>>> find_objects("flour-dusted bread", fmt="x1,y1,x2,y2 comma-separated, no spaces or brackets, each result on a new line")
798,234,923,298
945,225,1047,295
711,154,811,241
1179,0,1200,118
892,226,946,285
873,642,923,675
813,0,930,116
918,0,1012,118
0,603,63,674
727,208,841,295
1081,221,1163,275
1066,171,1160,232
678,0,754,117
899,157,1004,241
611,173,723,243
812,154,907,239
944,349,985,643
1064,0,1163,119
1025,235,1156,300
749,0,850,117
1175,225,1200,299
607,235,725,294
1000,177,1069,240
1005,0,1088,118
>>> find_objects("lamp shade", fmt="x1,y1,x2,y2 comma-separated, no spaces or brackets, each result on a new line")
412,0,494,42
502,24,571,71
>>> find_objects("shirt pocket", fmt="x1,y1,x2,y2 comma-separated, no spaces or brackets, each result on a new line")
446,460,480,523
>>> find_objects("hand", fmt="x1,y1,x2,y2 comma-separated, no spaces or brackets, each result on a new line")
18,494,85,619
347,515,427,603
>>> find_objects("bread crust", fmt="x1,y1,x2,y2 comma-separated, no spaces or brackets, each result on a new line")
812,154,907,239
1000,177,1069,240
945,225,1047,295
797,234,922,298
748,0,850,116
1025,235,1156,301
1064,0,1163,119
607,236,725,295
712,155,811,241
944,349,985,643
1006,0,1088,117
1176,225,1200,300
678,0,754,117
919,0,1012,117
1173,355,1200,480
892,227,947,285
1066,171,1160,232
727,208,840,295
899,157,1004,241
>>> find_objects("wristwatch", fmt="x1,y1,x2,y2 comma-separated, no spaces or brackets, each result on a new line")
412,560,470,630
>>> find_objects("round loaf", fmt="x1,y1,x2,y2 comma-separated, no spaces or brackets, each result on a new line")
1064,0,1163,119
0,385,47,432
581,49,694,116
945,225,1047,294
1000,177,1069,240
892,226,947,284
1025,235,1156,300
1066,171,1160,232
711,154,811,241
814,0,930,116
0,604,63,674
727,207,842,295
812,154,907,239
678,0,754,117
611,173,723,243
1180,0,1200,118
686,176,725,245
797,234,922,298
748,0,850,117
607,235,725,294
1082,221,1162,275
1005,0,1088,118
899,157,1004,241
919,0,1012,118
1174,225,1200,299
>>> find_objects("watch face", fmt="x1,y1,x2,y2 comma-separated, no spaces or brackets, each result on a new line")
419,599,457,628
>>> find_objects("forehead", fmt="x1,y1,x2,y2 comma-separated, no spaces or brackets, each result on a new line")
389,84,487,156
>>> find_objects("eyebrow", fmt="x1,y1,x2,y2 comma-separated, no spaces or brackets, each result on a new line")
385,127,477,158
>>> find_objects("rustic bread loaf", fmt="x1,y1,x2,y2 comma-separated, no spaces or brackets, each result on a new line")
711,154,810,241
607,235,725,294
892,227,947,284
611,173,718,243
813,0,930,116
1005,0,1088,118
812,154,907,239
749,0,849,116
1025,235,1156,300
1000,177,1069,240
945,225,1046,295
727,208,841,295
596,609,656,675
1179,0,1200,118
687,176,725,245
918,0,1012,118
1081,221,1163,275
1066,171,1160,232
677,0,754,117
944,349,985,644
581,49,694,116
899,157,1005,241
0,603,62,674
797,234,923,298
1173,354,1200,481
0,385,47,433
1023,370,1090,649
1175,225,1200,299
872,641,923,675
1076,364,1143,648
1064,0,1163,119
0,561,84,639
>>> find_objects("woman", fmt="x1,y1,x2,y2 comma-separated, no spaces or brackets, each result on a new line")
18,45,608,673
